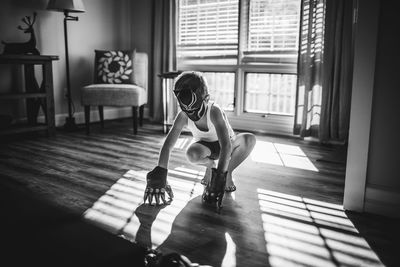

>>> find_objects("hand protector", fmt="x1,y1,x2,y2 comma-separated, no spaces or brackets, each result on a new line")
202,168,227,213
144,166,174,205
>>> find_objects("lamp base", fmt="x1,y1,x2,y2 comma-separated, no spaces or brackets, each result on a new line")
64,116,78,131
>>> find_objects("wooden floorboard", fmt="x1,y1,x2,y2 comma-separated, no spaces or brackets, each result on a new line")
0,119,399,267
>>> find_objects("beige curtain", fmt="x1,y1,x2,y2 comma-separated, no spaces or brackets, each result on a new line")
150,0,177,122
295,0,353,142
294,0,326,138
319,0,353,142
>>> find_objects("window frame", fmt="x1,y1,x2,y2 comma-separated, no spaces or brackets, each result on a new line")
176,0,301,135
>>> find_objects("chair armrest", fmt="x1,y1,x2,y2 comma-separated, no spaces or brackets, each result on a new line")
133,52,148,104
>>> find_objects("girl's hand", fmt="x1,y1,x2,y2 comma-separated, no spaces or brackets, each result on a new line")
144,166,174,205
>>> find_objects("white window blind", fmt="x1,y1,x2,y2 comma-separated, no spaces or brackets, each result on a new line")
177,0,301,66
177,0,239,64
242,0,301,64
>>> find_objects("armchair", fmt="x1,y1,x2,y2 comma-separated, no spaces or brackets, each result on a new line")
81,50,148,134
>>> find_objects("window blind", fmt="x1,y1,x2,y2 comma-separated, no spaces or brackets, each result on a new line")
177,0,239,62
243,0,301,64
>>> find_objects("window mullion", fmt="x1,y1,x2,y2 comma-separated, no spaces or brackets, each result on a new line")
235,0,249,116
238,0,248,65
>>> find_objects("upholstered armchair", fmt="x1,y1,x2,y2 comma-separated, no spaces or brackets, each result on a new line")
81,50,148,134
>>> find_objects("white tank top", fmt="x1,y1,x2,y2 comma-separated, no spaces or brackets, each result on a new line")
186,102,234,142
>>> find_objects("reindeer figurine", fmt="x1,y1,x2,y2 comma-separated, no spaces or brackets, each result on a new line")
1,12,40,55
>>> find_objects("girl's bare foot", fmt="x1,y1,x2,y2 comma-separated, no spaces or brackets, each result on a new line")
225,172,236,192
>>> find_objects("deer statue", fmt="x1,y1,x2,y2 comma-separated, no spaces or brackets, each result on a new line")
1,12,40,55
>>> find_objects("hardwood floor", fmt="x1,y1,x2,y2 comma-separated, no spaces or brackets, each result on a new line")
0,119,398,267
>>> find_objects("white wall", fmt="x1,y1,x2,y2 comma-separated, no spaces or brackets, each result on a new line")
345,0,400,218
364,0,400,217
344,0,380,212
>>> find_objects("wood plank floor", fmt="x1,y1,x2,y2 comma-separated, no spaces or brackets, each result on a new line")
0,119,399,267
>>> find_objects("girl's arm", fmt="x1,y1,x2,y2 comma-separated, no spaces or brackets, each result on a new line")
144,111,186,205
210,105,232,173
158,111,187,169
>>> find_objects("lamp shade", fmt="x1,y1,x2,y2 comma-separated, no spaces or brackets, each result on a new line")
46,0,85,13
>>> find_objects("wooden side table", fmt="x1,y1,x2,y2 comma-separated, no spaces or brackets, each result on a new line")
0,54,59,136
158,71,182,134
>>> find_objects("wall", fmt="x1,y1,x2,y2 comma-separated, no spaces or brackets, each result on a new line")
130,0,153,119
344,0,400,218
344,0,379,213
0,0,133,126
130,0,153,58
364,0,400,216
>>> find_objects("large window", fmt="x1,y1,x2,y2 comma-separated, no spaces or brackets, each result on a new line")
177,0,301,133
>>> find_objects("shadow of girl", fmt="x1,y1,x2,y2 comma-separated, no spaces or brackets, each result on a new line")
135,194,247,267
134,203,166,249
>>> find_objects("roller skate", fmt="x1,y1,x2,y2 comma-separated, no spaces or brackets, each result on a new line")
202,168,227,213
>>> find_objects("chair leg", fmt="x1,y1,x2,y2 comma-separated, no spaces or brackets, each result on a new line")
132,106,138,135
98,106,104,129
139,105,144,127
84,105,90,135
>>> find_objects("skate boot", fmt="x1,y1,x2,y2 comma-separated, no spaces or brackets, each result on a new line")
202,168,227,213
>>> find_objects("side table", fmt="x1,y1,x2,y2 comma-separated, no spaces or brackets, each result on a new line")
0,54,59,136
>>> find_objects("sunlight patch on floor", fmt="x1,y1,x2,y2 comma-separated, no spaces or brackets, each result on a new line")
257,188,384,267
83,168,204,249
250,140,319,172
221,232,237,267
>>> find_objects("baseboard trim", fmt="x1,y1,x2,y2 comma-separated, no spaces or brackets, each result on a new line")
37,106,150,127
364,185,400,218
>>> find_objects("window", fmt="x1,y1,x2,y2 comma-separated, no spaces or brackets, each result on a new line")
245,73,297,114
203,72,235,111
177,0,301,134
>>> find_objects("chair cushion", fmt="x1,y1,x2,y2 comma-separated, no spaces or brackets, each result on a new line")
94,50,136,84
81,84,146,106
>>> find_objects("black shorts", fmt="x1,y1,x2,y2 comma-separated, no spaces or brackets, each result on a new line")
196,140,221,160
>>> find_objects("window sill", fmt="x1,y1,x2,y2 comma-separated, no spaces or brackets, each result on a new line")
226,112,294,136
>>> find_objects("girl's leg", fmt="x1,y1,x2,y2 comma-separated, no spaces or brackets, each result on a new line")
186,134,256,191
186,143,216,184
225,133,256,191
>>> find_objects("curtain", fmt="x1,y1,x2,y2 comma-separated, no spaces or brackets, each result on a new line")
319,0,353,142
150,0,177,122
294,0,326,138
294,0,353,142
